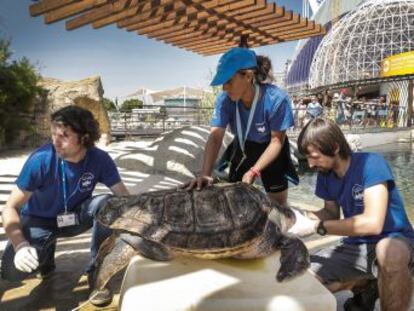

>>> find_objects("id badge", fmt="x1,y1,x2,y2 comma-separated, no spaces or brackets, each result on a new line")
57,212,78,228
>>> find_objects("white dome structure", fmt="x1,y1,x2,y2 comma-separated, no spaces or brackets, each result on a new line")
309,0,414,89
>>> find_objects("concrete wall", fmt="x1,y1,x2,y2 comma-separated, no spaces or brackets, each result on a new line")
357,129,412,149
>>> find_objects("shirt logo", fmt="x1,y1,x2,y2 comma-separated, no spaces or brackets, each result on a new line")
352,184,364,203
78,172,95,192
256,122,266,133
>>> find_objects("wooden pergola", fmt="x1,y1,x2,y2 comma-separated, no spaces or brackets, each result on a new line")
29,0,326,56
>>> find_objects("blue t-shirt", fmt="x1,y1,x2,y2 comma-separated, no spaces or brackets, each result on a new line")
17,143,122,218
315,152,414,244
210,84,294,143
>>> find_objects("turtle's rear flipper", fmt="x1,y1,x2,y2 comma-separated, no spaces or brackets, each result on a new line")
120,233,172,261
276,235,310,282
93,234,138,290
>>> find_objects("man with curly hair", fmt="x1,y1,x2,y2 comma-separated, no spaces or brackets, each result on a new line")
1,105,129,306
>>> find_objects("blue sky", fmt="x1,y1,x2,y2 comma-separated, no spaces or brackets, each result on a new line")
1,0,303,100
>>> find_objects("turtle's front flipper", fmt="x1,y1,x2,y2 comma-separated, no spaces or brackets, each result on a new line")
275,235,310,282
120,232,172,261
92,233,138,290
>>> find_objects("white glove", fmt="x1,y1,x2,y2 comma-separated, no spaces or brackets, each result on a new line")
287,209,318,237
14,241,39,273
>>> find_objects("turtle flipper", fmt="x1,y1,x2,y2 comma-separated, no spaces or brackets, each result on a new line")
120,232,172,261
93,233,138,290
275,235,310,282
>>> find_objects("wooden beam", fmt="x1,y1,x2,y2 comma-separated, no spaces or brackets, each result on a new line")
143,14,218,38
44,0,109,24
65,0,144,30
116,0,180,28
261,16,305,33
124,0,245,33
145,1,281,46
92,0,173,29
133,7,209,34
30,0,79,17
152,16,228,41
180,28,276,52
30,0,327,55
247,10,295,29
265,20,313,37
194,25,326,55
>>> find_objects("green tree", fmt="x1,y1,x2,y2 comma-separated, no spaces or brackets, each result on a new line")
102,97,117,111
0,39,43,145
119,98,143,112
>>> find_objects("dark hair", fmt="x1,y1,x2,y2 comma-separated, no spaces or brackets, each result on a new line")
297,117,352,159
256,55,274,83
51,105,100,148
238,55,274,84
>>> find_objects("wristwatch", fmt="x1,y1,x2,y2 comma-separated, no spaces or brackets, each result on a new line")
316,221,327,236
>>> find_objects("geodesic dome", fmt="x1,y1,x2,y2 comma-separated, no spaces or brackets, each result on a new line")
309,0,414,89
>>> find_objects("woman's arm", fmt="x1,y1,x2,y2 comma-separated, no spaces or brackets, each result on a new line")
184,127,225,190
242,130,285,184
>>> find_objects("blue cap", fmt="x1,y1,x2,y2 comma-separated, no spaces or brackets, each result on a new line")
210,47,257,86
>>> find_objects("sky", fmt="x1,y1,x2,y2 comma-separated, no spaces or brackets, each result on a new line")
0,0,305,100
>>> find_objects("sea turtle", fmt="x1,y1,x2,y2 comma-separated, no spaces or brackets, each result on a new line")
90,182,309,291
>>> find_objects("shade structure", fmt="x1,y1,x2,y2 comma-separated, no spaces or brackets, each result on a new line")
29,0,326,56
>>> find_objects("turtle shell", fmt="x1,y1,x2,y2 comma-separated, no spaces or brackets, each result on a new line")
98,182,272,253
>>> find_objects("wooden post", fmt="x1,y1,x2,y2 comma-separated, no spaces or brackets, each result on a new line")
239,35,249,48
408,79,413,127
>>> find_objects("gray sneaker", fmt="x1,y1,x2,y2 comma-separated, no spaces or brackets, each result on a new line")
89,288,113,307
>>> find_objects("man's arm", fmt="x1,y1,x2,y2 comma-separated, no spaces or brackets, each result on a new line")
2,187,32,249
323,183,388,236
311,200,341,221
110,181,130,197
288,201,340,236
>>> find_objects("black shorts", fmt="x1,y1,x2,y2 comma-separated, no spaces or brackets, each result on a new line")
310,237,414,284
228,138,298,193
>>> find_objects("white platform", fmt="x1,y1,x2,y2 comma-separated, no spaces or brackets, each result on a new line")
119,253,336,311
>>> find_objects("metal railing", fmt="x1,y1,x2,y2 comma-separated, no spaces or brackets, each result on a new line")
108,105,410,139
108,105,214,139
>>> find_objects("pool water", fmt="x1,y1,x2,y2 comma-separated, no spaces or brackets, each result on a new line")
289,142,414,221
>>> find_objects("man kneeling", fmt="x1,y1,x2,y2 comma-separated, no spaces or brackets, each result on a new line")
1,106,129,306
289,117,414,311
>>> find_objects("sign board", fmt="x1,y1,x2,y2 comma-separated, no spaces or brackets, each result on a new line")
380,50,414,77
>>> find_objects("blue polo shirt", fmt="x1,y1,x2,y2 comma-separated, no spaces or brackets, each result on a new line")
315,152,414,244
17,143,121,218
210,84,294,143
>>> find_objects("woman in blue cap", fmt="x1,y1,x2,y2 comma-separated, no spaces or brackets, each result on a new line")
185,47,298,206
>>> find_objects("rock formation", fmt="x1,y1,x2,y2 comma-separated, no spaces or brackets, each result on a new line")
33,76,110,145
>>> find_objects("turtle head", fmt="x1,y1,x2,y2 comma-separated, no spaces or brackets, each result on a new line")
267,204,295,232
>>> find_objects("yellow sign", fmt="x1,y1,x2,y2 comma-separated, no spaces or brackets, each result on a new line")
380,50,414,77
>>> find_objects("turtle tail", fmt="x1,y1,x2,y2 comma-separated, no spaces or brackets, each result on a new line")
276,235,310,282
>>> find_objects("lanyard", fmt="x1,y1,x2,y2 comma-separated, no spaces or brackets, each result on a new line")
236,83,260,154
61,159,68,214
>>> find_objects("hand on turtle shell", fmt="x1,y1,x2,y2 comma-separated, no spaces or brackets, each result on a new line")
287,209,318,237
242,170,256,185
181,176,214,191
